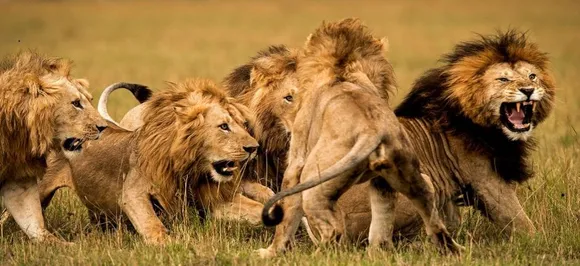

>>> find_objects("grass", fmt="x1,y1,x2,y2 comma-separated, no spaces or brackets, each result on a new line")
1,0,580,264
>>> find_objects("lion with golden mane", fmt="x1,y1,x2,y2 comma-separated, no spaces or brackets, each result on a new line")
30,78,261,244
0,51,107,242
257,18,462,257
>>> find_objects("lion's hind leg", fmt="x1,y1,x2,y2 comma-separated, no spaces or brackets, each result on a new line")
300,145,359,246
376,149,463,254
367,177,397,250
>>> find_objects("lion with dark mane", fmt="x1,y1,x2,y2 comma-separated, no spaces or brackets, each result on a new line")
0,51,106,242
29,78,261,244
334,30,556,241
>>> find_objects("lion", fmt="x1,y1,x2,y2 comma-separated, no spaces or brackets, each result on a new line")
333,30,556,241
90,81,275,223
28,78,261,244
257,18,462,258
0,51,107,242
222,45,300,194
221,44,426,243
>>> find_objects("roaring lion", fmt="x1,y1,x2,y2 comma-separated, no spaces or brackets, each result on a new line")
334,30,556,241
31,78,261,244
257,19,462,258
0,51,107,242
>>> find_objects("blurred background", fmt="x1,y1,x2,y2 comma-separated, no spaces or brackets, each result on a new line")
1,1,579,264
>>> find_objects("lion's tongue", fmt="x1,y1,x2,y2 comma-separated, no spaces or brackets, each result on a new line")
508,108,525,126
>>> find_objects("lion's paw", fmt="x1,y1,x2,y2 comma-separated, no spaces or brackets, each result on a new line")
255,248,276,259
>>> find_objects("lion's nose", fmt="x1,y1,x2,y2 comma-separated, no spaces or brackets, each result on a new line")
96,125,107,133
243,145,258,154
519,88,534,99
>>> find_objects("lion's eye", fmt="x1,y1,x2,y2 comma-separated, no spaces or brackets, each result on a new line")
496,77,510,82
72,99,83,109
529,73,537,81
284,95,293,102
219,123,230,131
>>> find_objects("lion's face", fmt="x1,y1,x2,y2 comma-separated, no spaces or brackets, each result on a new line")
474,61,550,140
174,103,259,183
48,77,107,158
247,76,299,157
205,105,259,182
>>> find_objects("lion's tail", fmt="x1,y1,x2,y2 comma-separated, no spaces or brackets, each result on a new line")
262,134,381,226
97,82,152,126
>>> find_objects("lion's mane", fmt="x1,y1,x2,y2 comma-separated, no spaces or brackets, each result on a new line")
396,30,556,182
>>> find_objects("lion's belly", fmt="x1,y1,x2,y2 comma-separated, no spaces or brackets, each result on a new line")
72,168,125,217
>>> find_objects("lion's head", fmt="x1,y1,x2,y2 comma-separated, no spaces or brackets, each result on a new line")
0,51,107,161
297,18,396,101
224,45,299,158
138,78,259,184
396,30,556,183
397,31,555,142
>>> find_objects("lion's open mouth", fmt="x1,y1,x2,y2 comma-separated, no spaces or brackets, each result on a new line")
63,138,85,152
212,160,237,177
500,101,537,132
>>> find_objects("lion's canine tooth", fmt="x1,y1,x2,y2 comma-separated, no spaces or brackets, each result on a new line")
516,102,521,113
532,101,537,111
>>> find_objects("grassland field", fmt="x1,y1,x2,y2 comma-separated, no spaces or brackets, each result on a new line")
1,0,580,265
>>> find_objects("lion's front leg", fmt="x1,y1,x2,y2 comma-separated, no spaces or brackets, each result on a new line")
0,176,56,242
470,176,536,235
120,171,168,245
240,181,275,204
212,193,264,225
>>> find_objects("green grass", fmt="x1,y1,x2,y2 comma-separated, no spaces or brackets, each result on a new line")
1,0,580,264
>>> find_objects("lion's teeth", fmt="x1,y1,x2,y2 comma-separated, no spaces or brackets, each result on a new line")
516,102,521,113
532,101,537,111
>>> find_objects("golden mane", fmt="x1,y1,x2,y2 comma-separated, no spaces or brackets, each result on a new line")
136,78,251,211
0,51,73,166
299,18,396,100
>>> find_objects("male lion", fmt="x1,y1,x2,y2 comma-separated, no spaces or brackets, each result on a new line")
222,45,300,193
90,81,274,225
257,19,462,258
0,51,106,242
335,30,556,241
33,78,260,244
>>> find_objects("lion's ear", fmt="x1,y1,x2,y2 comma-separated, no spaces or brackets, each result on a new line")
24,74,42,97
379,37,389,53
73,78,93,101
304,33,313,47
45,58,71,76
174,104,208,127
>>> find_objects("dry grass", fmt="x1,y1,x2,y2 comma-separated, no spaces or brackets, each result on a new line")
1,0,579,264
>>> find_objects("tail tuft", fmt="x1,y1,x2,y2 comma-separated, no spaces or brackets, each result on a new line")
262,204,284,227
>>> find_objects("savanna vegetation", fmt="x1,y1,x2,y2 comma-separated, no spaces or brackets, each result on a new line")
1,0,579,264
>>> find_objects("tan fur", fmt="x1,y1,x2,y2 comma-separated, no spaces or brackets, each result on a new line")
257,19,462,258
0,51,106,242
27,78,261,244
